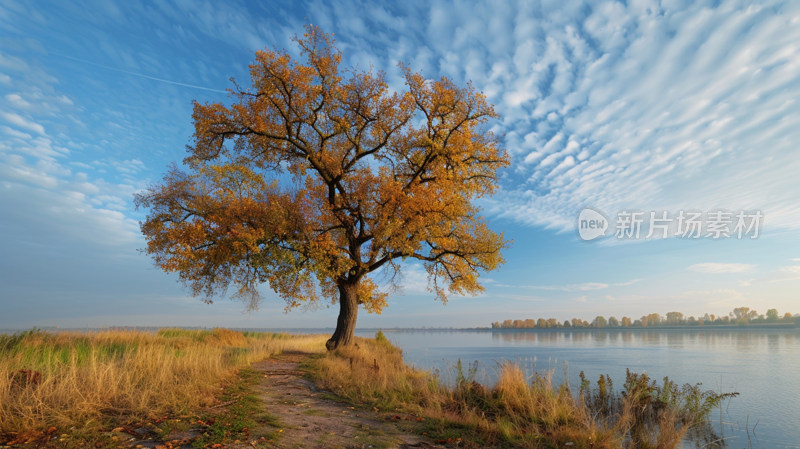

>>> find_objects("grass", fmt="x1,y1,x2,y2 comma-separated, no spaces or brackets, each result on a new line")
306,331,738,449
0,328,327,446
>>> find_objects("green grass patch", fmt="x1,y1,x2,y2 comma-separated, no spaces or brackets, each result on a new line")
157,328,212,341
193,367,282,448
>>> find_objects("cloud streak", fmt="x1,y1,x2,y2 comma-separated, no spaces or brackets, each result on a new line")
55,54,228,93
498,279,642,292
688,263,755,274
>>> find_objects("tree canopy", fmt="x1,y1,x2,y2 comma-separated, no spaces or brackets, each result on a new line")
135,27,508,349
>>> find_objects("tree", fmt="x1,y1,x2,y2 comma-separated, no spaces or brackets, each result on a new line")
621,316,632,327
665,311,684,325
537,318,548,328
732,307,750,324
731,307,760,324
523,318,536,328
608,316,619,327
767,309,779,322
135,27,508,350
593,316,608,328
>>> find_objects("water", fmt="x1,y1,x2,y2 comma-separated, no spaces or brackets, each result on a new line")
358,328,800,449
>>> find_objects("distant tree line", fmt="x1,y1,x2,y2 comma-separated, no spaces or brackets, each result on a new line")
491,307,796,329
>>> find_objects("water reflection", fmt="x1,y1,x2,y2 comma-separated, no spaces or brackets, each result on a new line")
666,331,684,347
735,331,759,352
767,333,779,352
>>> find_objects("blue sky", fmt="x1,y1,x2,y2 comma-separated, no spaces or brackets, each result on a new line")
1,0,798,330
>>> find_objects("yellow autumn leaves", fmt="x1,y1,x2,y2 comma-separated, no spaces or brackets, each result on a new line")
136,25,508,319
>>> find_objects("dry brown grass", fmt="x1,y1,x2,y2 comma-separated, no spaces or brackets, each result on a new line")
307,333,730,449
0,328,327,441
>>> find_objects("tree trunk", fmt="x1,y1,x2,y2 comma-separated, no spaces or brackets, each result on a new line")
326,281,359,350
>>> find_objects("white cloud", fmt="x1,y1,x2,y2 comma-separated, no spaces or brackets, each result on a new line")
741,265,800,285
5,93,30,109
779,265,800,275
111,159,146,175
450,1,800,234
2,112,45,135
688,263,755,274
388,262,430,295
0,66,140,253
513,278,642,292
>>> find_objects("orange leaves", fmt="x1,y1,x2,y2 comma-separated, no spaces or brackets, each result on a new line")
137,25,508,315
355,278,388,314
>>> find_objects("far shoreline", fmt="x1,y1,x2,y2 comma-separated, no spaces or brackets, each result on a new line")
2,322,797,335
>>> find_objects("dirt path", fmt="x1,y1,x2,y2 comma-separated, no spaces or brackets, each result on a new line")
251,352,442,449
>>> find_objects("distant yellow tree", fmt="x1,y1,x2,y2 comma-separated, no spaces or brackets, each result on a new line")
523,318,536,328
732,307,758,324
136,27,508,349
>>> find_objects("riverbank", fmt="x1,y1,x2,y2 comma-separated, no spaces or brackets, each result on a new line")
306,332,734,449
1,329,734,448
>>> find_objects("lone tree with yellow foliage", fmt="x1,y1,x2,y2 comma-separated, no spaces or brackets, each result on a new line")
136,27,508,350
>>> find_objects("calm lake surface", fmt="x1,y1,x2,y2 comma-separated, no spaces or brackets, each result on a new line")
355,328,800,449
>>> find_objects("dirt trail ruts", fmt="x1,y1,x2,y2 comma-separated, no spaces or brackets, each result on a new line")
251,352,442,449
